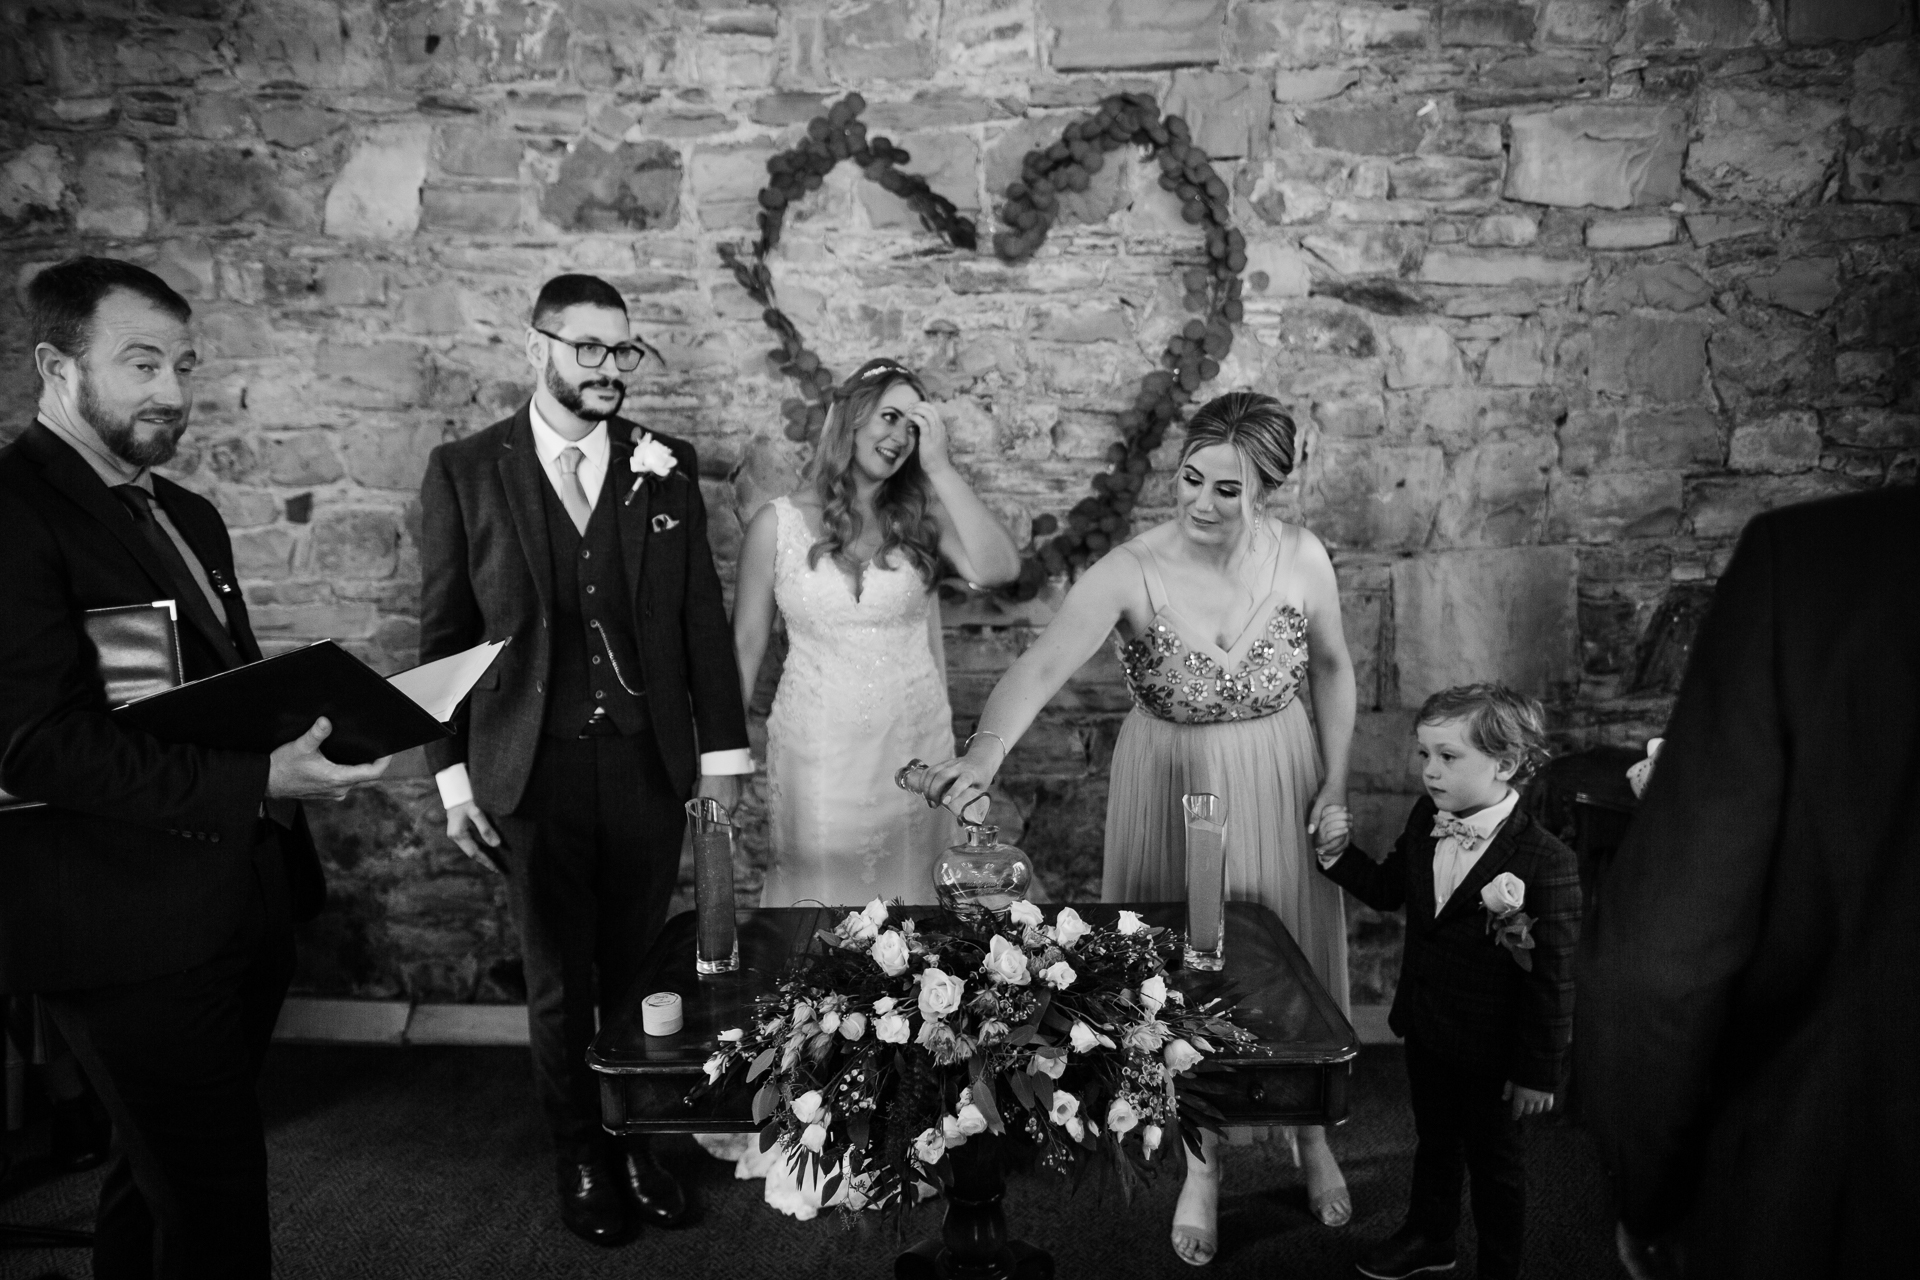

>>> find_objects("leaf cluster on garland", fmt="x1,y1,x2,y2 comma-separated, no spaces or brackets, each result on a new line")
689,899,1258,1217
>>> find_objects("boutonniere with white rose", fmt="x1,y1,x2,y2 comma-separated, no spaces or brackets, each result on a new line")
1480,872,1536,971
622,431,677,506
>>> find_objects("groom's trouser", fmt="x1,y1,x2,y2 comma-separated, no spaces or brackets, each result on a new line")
42,826,295,1280
495,717,685,1163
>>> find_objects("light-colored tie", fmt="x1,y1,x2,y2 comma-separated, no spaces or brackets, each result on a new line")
555,446,593,536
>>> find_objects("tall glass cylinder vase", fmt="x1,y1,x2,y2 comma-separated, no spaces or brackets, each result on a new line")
1183,792,1227,971
684,797,740,975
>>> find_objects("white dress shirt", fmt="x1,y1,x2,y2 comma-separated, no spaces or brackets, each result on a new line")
1431,787,1519,915
435,400,750,812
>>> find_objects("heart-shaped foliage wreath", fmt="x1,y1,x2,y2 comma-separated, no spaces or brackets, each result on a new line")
718,92,1247,601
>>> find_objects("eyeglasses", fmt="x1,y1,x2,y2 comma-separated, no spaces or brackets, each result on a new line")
534,328,659,372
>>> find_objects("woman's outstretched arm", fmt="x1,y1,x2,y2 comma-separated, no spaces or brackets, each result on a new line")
731,501,781,711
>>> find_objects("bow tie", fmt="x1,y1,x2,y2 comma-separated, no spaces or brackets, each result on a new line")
1432,814,1486,852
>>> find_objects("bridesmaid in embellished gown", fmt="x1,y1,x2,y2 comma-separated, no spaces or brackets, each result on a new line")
924,391,1358,1265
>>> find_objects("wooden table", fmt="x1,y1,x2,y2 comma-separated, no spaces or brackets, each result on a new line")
590,901,1359,1278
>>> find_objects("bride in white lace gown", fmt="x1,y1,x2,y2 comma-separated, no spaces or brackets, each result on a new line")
717,358,1022,1217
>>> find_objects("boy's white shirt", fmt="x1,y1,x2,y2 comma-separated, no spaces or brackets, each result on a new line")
1431,787,1519,915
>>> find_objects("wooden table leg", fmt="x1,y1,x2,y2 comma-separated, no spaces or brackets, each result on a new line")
894,1138,1054,1280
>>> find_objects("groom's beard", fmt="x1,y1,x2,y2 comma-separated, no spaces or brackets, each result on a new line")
81,368,187,468
546,357,625,422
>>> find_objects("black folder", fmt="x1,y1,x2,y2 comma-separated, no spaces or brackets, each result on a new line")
112,639,505,766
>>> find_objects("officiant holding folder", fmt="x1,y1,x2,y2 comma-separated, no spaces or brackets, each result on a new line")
0,257,391,1279
418,274,750,1246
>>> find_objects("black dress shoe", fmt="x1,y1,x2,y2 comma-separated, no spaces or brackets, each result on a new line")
557,1159,632,1247
1356,1226,1457,1279
621,1146,689,1228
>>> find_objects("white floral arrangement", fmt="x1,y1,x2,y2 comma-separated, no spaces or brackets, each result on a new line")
689,899,1257,1212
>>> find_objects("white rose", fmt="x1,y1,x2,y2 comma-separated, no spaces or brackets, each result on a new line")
918,967,965,1019
1138,974,1168,1016
1048,1090,1080,1127
703,1053,726,1084
956,1102,989,1136
1064,1115,1085,1142
862,897,890,928
819,1010,841,1035
790,1089,825,1124
1039,960,1077,990
1069,1020,1100,1054
1116,909,1147,935
940,1113,969,1146
1163,1038,1204,1073
1106,1097,1140,1135
876,1012,911,1044
717,1027,744,1042
1482,871,1526,918
1030,1050,1066,1079
1141,1123,1163,1156
800,1122,828,1154
911,1127,947,1166
871,930,911,977
839,907,879,943
1007,899,1044,928
1051,907,1092,949
873,996,897,1015
792,1001,816,1029
839,1012,868,1041
982,935,1032,986
630,432,677,478
1126,1021,1168,1053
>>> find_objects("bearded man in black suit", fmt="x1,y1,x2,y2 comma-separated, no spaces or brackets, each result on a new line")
0,257,389,1279
1580,486,1919,1279
418,273,750,1246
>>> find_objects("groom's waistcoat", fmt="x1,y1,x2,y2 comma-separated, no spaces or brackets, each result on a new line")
538,460,646,738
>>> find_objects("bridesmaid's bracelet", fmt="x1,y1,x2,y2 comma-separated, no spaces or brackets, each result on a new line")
966,729,1009,761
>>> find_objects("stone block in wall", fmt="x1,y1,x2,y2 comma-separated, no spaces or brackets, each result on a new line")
1349,708,1419,791
1418,249,1591,287
1688,88,1846,204
1384,323,1465,389
1433,436,1557,547
1585,215,1678,250
255,105,341,151
1392,547,1580,704
1273,68,1362,102
1843,44,1920,204
315,340,428,410
156,144,316,230
691,144,779,230
857,131,981,228
1165,70,1267,159
1744,258,1840,318
942,0,1038,77
1688,473,1866,540
1786,0,1906,42
1481,319,1555,386
232,526,296,578
1300,226,1421,278
1708,315,1836,408
1299,438,1446,551
1587,262,1712,313
827,0,936,82
1590,316,1710,402
1244,240,1313,296
324,124,430,240
1044,0,1225,71
72,136,148,238
438,126,524,180
1505,106,1685,210
1548,470,1685,541
1,143,66,233
1469,215,1539,248
1388,157,1505,202
263,432,345,486
1825,407,1920,450
539,139,680,232
317,260,385,306
1729,410,1822,473
1560,407,1725,475
419,186,522,234
310,507,403,579
1441,5,1537,46
343,423,444,492
195,306,279,360
1297,99,1429,157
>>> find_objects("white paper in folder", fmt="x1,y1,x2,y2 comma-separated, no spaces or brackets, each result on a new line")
385,639,508,724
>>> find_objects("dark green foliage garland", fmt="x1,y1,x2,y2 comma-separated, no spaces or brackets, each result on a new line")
716,91,1247,599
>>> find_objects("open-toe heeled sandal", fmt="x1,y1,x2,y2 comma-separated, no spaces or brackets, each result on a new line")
1309,1185,1352,1228
1170,1223,1218,1267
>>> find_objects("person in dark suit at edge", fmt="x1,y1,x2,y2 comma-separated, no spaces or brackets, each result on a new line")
1578,486,1919,1280
418,273,751,1246
0,256,391,1279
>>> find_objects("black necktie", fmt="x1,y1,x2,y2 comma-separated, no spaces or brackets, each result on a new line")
112,485,245,669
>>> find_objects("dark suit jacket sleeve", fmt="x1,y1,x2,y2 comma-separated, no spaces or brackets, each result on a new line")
1318,803,1420,913
0,483,267,843
671,441,749,759
1576,514,1788,1238
1510,830,1580,1093
418,443,481,775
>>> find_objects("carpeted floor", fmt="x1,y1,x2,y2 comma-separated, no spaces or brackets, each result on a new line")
2,1044,1620,1280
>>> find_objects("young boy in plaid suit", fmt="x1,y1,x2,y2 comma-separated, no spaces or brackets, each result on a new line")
1314,683,1581,1280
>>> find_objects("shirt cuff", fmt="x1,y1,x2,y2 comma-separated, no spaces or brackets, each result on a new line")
699,749,755,777
435,763,474,810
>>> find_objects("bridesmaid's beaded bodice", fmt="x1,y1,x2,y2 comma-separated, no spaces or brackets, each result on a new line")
1116,602,1310,725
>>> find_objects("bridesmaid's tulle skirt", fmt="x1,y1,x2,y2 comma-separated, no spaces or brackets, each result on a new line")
1100,698,1350,1018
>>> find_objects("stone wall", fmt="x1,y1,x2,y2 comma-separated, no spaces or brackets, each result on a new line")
3,0,1915,1007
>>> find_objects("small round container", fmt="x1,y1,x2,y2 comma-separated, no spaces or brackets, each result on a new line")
641,992,684,1037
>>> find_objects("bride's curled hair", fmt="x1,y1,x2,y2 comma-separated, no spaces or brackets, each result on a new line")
806,358,943,587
